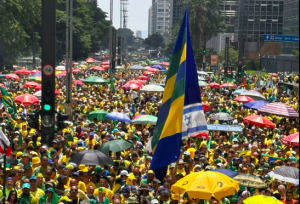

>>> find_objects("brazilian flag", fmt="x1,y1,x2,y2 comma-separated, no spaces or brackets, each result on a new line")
0,86,17,116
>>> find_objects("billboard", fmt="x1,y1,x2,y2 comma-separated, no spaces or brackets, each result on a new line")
211,55,218,66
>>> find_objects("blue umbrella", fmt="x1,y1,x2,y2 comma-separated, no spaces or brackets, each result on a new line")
213,168,239,178
106,112,131,123
151,64,165,70
244,100,269,110
232,89,248,95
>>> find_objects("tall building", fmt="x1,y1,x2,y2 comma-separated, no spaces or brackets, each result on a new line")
148,0,170,35
219,0,237,33
136,30,142,38
282,0,299,54
169,0,183,27
148,7,153,37
234,0,284,56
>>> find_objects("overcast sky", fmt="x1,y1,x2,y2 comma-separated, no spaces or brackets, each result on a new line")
97,0,152,38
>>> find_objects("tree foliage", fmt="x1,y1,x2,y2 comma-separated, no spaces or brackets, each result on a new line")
117,28,136,48
0,0,110,66
218,47,239,66
164,25,180,57
292,50,299,60
180,0,226,50
144,33,165,50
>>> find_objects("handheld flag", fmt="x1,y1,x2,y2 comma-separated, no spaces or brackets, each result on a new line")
0,129,12,156
149,7,207,180
0,87,17,116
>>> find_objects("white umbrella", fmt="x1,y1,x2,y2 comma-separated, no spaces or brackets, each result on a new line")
55,65,65,71
129,65,145,70
198,76,206,81
139,84,164,93
197,71,209,76
33,90,41,97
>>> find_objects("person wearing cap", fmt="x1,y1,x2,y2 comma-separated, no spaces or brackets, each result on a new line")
112,170,129,194
86,132,97,149
29,176,45,203
18,183,37,204
120,185,131,203
0,177,17,198
20,153,32,170
141,170,155,185
96,187,110,204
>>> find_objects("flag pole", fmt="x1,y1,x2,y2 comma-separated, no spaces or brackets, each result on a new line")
3,145,6,200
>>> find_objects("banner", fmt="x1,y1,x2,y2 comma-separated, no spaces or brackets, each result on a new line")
211,55,218,66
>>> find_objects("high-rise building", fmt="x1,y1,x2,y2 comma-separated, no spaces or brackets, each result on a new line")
219,0,237,33
136,30,142,38
169,0,183,27
282,0,299,54
234,0,284,55
148,7,153,37
148,0,170,35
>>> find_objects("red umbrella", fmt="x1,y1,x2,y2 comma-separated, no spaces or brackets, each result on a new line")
86,57,95,63
209,82,221,88
55,89,61,94
34,84,41,91
73,80,83,85
202,102,210,111
137,76,149,80
5,74,21,81
73,62,79,65
160,62,169,66
222,83,236,88
128,80,145,85
101,61,109,65
234,96,254,103
0,83,4,88
191,132,209,139
243,115,275,129
121,82,142,90
145,68,160,73
30,69,40,74
14,94,39,106
221,70,232,73
281,133,299,146
56,71,73,77
15,68,31,75
269,73,278,77
90,66,105,71
132,114,146,120
103,65,110,69
143,71,153,75
72,68,81,73
24,81,40,88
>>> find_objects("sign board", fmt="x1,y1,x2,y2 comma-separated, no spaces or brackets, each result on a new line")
207,124,243,132
210,55,218,66
264,34,299,42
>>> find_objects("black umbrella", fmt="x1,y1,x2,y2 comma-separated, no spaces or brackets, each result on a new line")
68,150,113,166
0,156,16,164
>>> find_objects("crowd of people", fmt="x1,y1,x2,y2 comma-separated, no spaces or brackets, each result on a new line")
0,59,298,204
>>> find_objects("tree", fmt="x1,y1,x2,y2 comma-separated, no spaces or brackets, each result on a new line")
164,25,180,57
180,0,226,50
143,33,165,50
117,28,136,47
218,47,239,66
292,50,299,60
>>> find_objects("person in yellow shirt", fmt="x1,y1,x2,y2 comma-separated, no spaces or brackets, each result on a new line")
60,148,72,164
71,172,86,192
85,132,97,149
29,177,44,203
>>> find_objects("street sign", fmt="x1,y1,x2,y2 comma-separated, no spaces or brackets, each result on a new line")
264,34,299,42
42,64,54,76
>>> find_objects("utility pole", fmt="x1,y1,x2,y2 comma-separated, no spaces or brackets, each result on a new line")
225,37,229,77
237,34,244,84
109,0,113,80
65,0,73,117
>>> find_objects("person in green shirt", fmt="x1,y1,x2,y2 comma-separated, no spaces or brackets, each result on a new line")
0,177,17,198
18,183,37,204
34,155,51,176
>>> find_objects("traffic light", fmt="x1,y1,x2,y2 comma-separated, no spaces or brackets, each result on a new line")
203,49,206,53
27,112,40,130
238,66,242,75
57,113,69,131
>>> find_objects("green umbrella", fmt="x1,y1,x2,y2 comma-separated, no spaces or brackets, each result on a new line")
149,61,159,64
28,76,37,81
198,80,209,87
197,71,209,76
132,115,157,125
87,110,109,121
82,76,108,84
98,140,132,154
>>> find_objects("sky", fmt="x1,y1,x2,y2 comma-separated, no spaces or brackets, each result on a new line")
97,0,152,38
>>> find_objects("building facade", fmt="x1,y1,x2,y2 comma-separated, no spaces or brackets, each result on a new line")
234,0,284,53
169,0,183,28
148,0,170,35
136,30,142,38
281,0,299,54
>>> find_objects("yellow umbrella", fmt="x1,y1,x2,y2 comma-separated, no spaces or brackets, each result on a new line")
243,195,283,204
171,171,239,200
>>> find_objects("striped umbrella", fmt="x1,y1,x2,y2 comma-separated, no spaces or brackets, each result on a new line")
258,102,299,118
